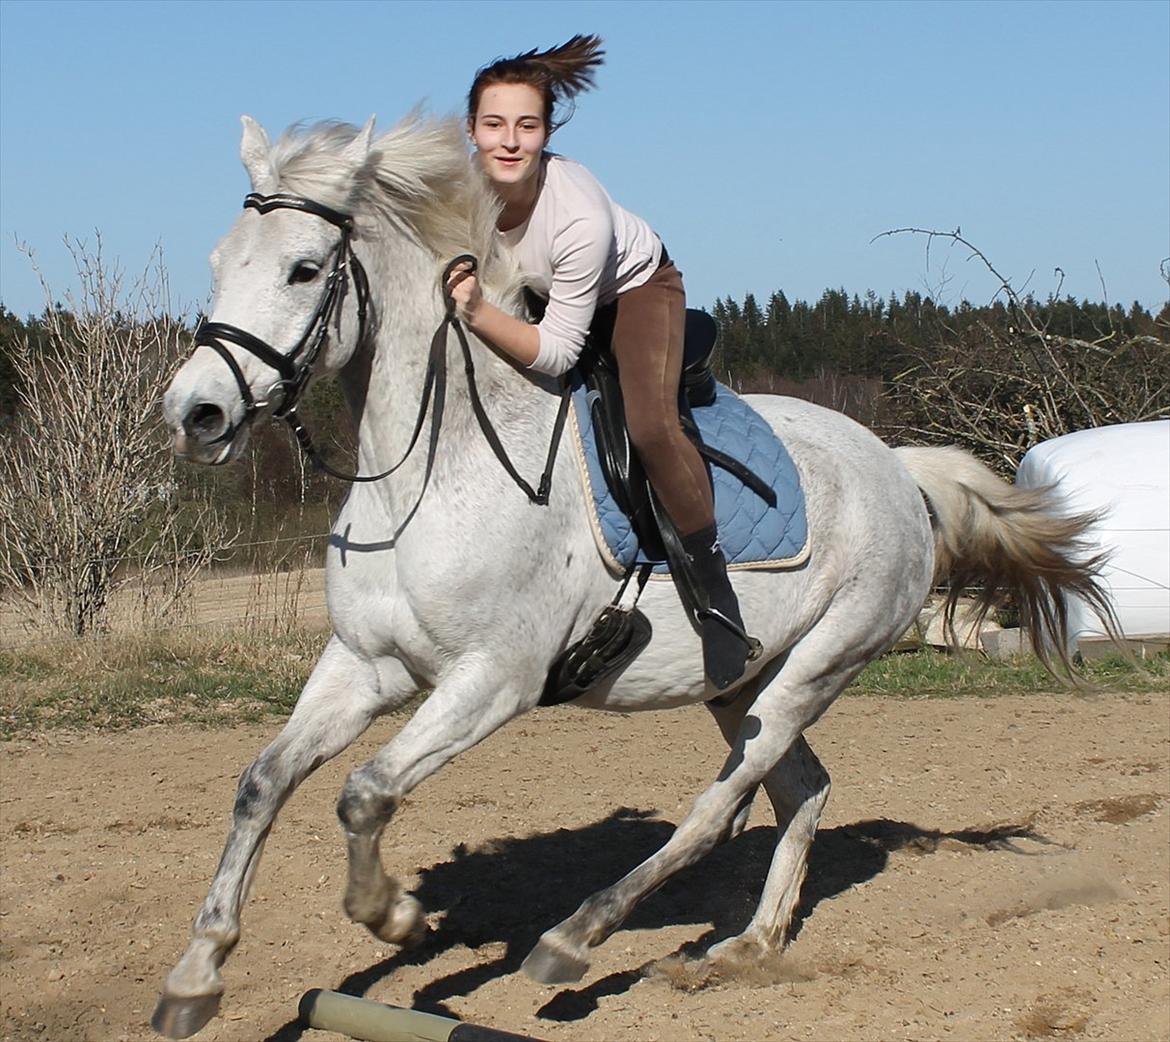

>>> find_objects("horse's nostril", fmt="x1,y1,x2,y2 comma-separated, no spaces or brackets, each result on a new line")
184,402,227,440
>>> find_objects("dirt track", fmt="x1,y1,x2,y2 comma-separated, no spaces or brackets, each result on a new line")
2,692,1168,1042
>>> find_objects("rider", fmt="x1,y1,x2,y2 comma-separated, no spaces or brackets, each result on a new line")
445,34,751,690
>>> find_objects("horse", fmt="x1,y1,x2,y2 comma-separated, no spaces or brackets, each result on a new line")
153,113,1111,1039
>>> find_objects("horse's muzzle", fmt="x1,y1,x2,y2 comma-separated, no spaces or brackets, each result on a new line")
164,378,243,465
181,401,231,445
169,417,238,465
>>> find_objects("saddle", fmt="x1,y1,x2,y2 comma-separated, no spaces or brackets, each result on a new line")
575,308,723,562
541,302,771,706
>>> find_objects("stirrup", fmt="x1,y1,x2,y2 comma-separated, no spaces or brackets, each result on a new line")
696,605,761,692
540,605,652,707
696,607,763,662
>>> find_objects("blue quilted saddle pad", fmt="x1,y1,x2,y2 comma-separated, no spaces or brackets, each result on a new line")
569,379,809,575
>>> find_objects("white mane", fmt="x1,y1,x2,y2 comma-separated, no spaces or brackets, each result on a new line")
268,115,522,299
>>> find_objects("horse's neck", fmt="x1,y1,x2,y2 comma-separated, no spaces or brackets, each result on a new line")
340,244,556,527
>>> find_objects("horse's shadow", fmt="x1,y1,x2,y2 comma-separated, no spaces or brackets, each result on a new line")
262,810,1038,1041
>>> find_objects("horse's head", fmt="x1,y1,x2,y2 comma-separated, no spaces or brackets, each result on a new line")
165,112,519,466
164,116,378,464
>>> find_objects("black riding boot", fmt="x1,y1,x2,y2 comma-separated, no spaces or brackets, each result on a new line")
681,524,753,690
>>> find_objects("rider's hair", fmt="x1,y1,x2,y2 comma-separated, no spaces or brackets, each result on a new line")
467,34,605,133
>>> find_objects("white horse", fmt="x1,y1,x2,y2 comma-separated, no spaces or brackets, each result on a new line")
154,114,1110,1039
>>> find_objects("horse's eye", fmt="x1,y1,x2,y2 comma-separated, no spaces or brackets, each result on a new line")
289,262,321,285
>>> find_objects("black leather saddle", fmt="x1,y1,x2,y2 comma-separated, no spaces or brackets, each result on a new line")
538,297,772,707
576,307,720,562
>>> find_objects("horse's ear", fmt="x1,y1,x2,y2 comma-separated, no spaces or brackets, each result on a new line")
341,116,376,171
239,115,277,193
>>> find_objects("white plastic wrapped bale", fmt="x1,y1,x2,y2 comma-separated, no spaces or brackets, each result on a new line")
1016,420,1170,655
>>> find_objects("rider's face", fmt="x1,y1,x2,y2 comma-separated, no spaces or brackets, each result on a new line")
470,83,549,192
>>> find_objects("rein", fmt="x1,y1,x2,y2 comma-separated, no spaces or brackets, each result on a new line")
440,255,571,505
196,193,568,502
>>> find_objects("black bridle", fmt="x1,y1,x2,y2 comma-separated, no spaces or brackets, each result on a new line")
195,192,370,431
195,191,568,501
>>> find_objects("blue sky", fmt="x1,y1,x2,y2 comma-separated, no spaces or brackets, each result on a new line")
1,0,1167,321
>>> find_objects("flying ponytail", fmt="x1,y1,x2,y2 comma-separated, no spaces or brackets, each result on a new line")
467,34,606,131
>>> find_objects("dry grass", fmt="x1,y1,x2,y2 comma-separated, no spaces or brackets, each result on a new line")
0,623,332,737
2,567,1166,741
0,565,328,650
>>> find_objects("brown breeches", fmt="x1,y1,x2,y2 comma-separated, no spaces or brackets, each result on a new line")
607,258,714,537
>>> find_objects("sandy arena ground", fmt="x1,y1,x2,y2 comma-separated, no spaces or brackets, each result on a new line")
2,692,1168,1042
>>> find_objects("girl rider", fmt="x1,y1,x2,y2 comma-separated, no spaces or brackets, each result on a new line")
445,34,752,690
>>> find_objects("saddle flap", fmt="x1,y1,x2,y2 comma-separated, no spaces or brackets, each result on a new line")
579,350,665,560
574,305,722,559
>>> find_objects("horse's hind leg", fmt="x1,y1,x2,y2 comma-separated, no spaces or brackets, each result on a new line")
521,644,861,986
706,694,830,959
153,637,412,1040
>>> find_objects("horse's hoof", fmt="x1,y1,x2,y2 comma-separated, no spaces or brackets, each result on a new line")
367,894,427,948
150,990,222,1039
393,911,429,950
706,932,773,965
521,934,590,984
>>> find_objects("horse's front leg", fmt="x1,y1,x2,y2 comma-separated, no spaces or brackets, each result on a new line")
336,658,532,945
152,637,415,1040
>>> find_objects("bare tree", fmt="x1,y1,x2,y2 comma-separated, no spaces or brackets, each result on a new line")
875,228,1170,472
0,238,235,637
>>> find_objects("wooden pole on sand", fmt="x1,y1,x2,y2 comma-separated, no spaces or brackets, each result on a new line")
298,989,548,1042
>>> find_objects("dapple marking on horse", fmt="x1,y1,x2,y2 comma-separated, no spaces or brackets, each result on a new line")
153,113,1112,1039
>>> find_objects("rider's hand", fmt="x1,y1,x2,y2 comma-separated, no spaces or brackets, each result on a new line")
445,262,482,324
441,260,540,367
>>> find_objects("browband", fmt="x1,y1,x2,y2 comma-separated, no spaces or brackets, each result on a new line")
244,192,354,231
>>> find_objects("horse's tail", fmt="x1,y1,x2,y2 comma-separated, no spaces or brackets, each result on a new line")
895,445,1119,672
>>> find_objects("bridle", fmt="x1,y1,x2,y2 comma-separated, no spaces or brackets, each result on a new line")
194,191,568,500
195,192,370,434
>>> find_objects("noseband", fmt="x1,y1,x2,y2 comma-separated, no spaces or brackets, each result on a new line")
194,192,370,427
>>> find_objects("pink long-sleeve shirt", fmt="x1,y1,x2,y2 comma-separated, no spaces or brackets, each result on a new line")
500,154,663,376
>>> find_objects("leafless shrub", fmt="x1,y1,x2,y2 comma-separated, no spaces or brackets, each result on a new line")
0,237,237,637
876,228,1169,473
